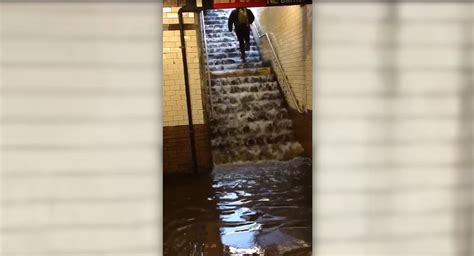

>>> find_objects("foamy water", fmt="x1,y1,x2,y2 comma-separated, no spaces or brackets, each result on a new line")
204,9,304,164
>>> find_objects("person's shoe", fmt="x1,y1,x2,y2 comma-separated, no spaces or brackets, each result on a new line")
241,53,246,63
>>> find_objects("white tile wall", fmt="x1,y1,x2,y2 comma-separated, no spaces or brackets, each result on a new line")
162,9,204,126
253,5,313,111
162,33,204,126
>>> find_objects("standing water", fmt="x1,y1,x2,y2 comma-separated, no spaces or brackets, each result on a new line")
164,157,312,255
163,9,312,255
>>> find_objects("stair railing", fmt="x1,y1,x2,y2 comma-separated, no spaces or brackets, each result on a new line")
251,22,306,113
199,11,214,118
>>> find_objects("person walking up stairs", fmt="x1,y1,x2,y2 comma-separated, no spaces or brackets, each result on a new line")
227,7,255,62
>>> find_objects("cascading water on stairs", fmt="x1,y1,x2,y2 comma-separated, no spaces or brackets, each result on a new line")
204,9,304,164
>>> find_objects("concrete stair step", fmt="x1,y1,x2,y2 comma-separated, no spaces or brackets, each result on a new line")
204,20,228,25
211,99,286,115
211,83,279,95
210,112,290,130
212,141,304,164
208,52,260,60
211,75,276,85
211,132,296,148
207,51,260,59
205,29,254,34
206,37,238,43
211,90,282,104
206,37,256,44
209,62,264,72
207,46,258,54
203,13,226,17
211,67,272,78
207,41,258,48
205,32,237,38
210,119,294,136
204,15,227,19
212,108,288,121
207,56,260,65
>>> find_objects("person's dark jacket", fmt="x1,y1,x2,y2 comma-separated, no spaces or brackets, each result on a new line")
228,8,255,32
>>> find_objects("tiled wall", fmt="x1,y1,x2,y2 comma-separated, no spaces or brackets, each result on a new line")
162,7,205,126
162,6,212,173
1,2,160,255
314,2,473,255
253,5,313,111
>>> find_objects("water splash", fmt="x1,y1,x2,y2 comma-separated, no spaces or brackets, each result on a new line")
204,9,304,164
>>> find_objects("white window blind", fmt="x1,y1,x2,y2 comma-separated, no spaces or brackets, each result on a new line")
314,2,473,255
0,2,161,255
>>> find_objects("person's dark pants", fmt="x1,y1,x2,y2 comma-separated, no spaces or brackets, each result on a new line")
235,28,250,59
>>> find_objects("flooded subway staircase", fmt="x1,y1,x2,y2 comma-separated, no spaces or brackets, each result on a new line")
204,9,304,165
163,9,312,255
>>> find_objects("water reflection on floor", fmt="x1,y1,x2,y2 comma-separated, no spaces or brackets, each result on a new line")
164,157,312,255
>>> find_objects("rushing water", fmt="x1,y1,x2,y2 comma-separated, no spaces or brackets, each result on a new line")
163,157,312,255
204,9,304,164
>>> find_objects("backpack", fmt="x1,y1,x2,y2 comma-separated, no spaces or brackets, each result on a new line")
237,8,249,26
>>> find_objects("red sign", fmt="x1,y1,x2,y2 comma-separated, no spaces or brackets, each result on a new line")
212,0,266,9
204,0,311,9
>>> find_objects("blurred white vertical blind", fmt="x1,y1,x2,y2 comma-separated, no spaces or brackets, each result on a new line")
314,2,473,256
0,2,161,255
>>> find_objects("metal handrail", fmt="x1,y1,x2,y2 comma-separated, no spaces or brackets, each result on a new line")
199,11,214,118
251,23,306,113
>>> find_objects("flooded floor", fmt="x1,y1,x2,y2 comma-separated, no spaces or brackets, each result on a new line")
164,157,312,255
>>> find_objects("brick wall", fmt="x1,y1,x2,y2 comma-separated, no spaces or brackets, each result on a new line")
314,2,473,255
1,2,160,255
253,5,312,111
163,125,213,173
